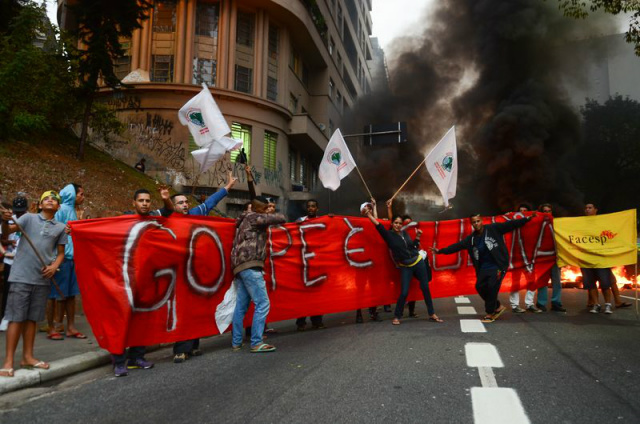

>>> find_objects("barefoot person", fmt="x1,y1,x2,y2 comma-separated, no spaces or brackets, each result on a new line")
432,212,537,323
364,207,442,325
0,191,67,377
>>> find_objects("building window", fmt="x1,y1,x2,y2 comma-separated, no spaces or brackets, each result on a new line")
193,1,219,86
114,39,131,80
263,131,278,170
267,25,279,101
288,92,298,114
289,149,297,181
329,119,334,136
336,90,342,112
230,122,251,163
299,156,306,185
329,78,335,99
329,37,335,55
337,4,343,38
151,0,176,82
235,11,255,94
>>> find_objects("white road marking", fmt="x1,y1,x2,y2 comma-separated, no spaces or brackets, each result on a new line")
457,306,477,315
471,387,530,424
455,297,471,304
465,343,504,368
460,319,487,333
477,366,497,387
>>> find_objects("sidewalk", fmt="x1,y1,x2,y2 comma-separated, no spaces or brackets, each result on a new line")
0,313,111,395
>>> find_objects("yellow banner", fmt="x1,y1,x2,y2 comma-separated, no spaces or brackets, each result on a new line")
554,209,638,268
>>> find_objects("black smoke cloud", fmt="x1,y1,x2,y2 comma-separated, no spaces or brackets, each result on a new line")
344,0,618,218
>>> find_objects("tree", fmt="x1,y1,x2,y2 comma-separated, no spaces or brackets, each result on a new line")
555,1,640,56
573,95,640,212
66,0,152,159
0,2,78,139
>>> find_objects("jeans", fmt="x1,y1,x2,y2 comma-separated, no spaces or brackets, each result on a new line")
112,346,146,366
394,259,434,318
537,264,562,306
232,268,270,348
476,268,505,314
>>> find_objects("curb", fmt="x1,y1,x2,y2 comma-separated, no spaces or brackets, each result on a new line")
0,351,111,395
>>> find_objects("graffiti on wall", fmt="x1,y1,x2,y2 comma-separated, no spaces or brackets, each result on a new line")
125,113,185,170
107,95,142,112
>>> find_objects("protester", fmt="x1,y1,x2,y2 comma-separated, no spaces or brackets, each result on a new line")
432,211,537,323
295,199,325,331
110,186,174,377
582,202,618,314
536,203,566,312
0,196,27,332
171,172,237,363
509,203,542,313
366,205,442,325
0,191,67,377
46,184,87,341
356,200,381,323
230,196,286,353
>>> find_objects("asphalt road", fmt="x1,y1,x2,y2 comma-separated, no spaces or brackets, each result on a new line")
2,287,640,424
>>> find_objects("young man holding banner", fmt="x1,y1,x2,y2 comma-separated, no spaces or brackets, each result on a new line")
432,212,536,323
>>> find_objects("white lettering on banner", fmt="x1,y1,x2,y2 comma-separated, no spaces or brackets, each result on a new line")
299,223,328,286
343,218,373,268
122,221,178,331
186,227,226,295
268,225,292,290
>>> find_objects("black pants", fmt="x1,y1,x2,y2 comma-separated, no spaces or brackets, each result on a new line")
476,268,505,314
1,265,11,318
112,346,146,366
296,316,323,327
173,338,200,355
394,260,434,318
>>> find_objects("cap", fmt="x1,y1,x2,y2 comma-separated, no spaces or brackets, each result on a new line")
40,190,61,203
12,196,28,212
360,202,372,213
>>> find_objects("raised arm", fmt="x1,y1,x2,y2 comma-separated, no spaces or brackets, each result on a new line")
371,198,378,219
191,171,238,215
386,199,393,220
432,238,469,255
245,164,257,200
494,213,537,234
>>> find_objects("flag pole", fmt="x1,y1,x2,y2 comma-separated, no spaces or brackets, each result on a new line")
389,157,427,201
635,261,638,319
354,166,373,199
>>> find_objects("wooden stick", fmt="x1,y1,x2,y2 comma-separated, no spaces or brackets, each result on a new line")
635,261,638,319
389,157,427,201
1,206,65,300
354,166,373,199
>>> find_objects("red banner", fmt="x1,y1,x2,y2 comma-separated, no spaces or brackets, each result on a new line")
70,213,555,353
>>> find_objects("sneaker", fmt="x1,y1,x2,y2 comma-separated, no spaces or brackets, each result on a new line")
512,306,526,313
127,358,154,370
589,304,600,314
0,318,8,332
173,353,187,363
535,303,547,312
526,305,542,313
190,349,203,357
114,364,128,377
604,304,613,314
551,304,566,312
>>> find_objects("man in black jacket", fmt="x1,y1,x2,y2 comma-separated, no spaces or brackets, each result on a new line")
432,212,536,323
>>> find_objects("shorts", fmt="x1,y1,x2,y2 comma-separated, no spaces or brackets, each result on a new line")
581,268,614,290
4,282,50,322
49,259,80,300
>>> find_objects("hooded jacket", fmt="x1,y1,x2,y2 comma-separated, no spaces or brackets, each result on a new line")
231,211,286,275
54,184,78,260
438,217,532,272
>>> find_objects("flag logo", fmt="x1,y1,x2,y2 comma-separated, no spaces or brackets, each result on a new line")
186,109,205,127
442,154,454,172
600,230,617,240
329,149,342,166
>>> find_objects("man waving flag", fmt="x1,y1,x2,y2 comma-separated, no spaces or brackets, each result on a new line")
319,129,357,190
178,84,242,172
425,126,457,208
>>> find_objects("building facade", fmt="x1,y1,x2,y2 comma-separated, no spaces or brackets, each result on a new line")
57,0,374,217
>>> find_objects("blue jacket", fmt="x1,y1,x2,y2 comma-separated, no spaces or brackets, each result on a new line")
188,188,228,216
54,184,78,260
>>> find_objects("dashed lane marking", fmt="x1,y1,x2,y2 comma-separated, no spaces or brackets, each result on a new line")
460,319,487,333
471,387,530,424
465,343,504,368
457,306,477,315
455,297,471,304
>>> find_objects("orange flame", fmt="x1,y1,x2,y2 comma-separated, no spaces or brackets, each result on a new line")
561,266,639,288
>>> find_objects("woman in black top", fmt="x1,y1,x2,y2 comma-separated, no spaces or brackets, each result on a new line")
364,210,443,325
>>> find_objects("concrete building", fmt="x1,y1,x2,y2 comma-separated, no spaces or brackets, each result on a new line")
57,0,374,217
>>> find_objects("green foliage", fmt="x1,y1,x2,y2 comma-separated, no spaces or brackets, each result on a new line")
574,95,640,211
556,1,640,56
0,2,79,140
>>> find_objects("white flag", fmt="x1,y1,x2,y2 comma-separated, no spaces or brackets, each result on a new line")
178,84,230,147
214,281,237,334
178,85,242,172
425,126,457,207
319,129,357,191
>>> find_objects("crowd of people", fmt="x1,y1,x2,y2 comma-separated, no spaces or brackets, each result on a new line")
0,171,631,378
